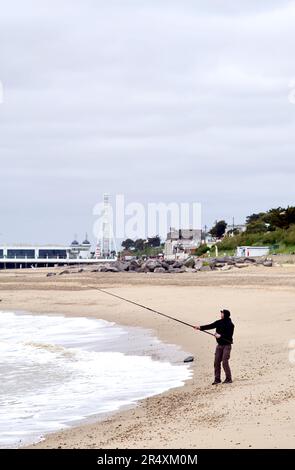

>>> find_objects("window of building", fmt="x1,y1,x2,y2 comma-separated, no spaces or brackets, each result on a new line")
38,249,67,259
7,249,35,259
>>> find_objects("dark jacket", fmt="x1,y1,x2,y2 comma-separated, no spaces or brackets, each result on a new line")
200,318,234,345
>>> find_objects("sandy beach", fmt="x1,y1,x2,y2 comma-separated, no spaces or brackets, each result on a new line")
1,266,295,449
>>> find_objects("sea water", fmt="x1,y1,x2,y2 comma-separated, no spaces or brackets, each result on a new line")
0,311,192,448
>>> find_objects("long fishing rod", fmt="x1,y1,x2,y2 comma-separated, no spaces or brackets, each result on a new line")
88,285,225,342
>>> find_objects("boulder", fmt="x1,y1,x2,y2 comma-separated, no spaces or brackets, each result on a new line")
194,260,204,271
127,260,141,271
154,267,166,273
200,265,211,272
170,267,184,273
234,263,249,268
184,267,197,273
263,260,273,267
172,261,184,269
221,265,232,271
160,261,170,271
215,262,226,268
113,261,129,271
184,257,195,268
106,266,119,272
166,259,176,266
46,272,56,277
208,259,217,268
59,270,70,275
97,265,108,272
136,266,150,273
223,258,236,265
216,257,231,263
143,260,162,272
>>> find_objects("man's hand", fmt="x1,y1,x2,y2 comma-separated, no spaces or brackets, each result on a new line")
194,325,200,330
215,333,221,339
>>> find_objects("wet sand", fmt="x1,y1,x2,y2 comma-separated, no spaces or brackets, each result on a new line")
0,265,294,448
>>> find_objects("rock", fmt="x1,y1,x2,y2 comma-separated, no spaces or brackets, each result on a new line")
46,272,56,277
166,259,176,266
263,260,273,267
244,257,256,263
160,261,170,271
208,259,218,267
143,260,162,272
184,267,197,273
200,265,211,271
154,267,166,273
215,262,226,268
180,266,187,273
113,261,129,272
127,260,140,271
97,265,108,272
170,268,183,273
136,266,150,273
184,257,195,268
172,261,184,269
194,260,204,271
216,257,230,263
78,268,84,273
106,266,119,272
226,257,236,264
234,263,249,268
59,270,70,275
221,265,232,271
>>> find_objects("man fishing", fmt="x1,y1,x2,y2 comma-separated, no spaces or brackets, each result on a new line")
195,309,234,385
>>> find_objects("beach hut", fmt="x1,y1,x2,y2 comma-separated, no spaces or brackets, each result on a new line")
236,246,270,257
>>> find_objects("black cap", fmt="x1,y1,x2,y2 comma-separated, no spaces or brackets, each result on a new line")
221,309,231,318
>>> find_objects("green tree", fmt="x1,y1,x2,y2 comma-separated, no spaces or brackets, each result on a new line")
246,212,266,225
194,244,210,256
246,221,268,234
121,238,135,250
134,238,145,251
209,220,227,239
147,236,161,247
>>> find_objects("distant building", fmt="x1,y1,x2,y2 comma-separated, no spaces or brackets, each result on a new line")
164,228,202,257
236,246,270,257
0,236,94,269
0,240,91,262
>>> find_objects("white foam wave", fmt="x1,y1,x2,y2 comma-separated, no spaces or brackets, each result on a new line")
0,311,192,447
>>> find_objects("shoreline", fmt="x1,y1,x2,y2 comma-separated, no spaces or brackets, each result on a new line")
1,267,295,448
2,310,192,449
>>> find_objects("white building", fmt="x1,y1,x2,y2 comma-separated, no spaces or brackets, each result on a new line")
164,228,202,257
0,239,91,263
236,246,270,257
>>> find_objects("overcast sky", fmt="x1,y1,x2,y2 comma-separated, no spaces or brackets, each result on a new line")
0,0,295,244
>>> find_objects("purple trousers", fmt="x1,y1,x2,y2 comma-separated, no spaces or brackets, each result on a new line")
214,344,232,382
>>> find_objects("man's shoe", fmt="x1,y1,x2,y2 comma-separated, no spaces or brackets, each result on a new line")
223,379,232,384
212,380,221,385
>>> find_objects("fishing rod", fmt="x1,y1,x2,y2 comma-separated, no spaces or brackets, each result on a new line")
88,285,228,342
